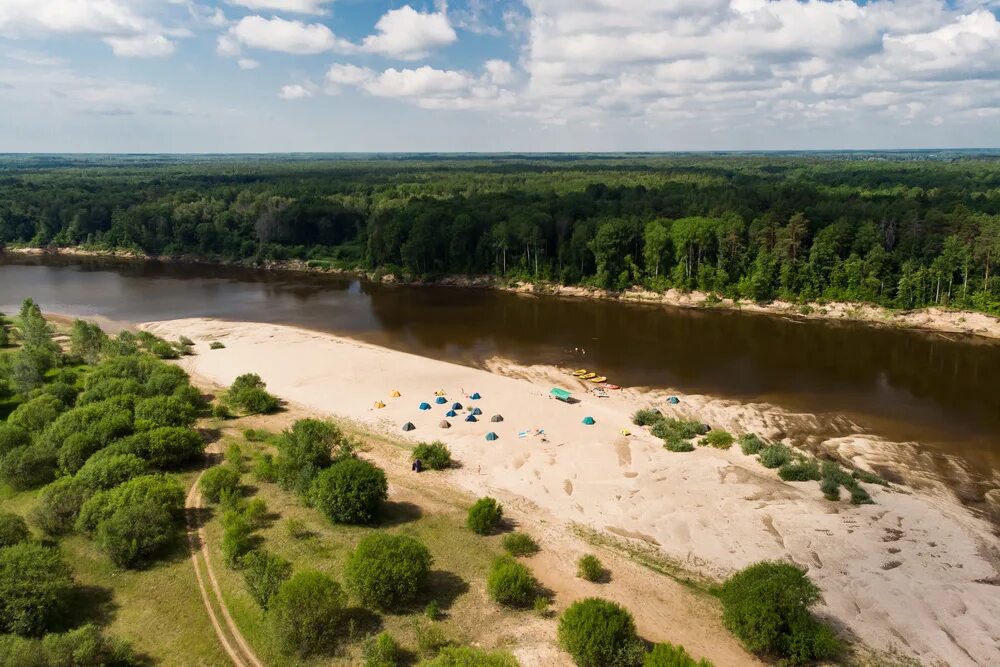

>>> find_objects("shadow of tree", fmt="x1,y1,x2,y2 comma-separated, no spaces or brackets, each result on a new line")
417,570,470,613
380,501,422,527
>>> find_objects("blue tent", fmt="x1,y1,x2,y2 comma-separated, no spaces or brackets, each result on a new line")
471,407,482,416
667,396,680,405
451,402,463,410
419,402,431,410
486,432,499,441
582,416,596,425
402,422,415,431
445,409,458,417
470,392,482,400
435,396,447,404
465,414,478,422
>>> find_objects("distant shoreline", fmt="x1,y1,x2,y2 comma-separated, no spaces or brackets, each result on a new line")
6,244,1000,342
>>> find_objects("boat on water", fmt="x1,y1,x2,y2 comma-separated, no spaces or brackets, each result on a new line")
589,376,607,383
580,372,596,380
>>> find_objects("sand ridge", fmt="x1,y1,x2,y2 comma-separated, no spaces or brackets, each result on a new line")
144,318,1000,667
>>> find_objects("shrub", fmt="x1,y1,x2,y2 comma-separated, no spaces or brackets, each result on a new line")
226,442,243,469
275,419,348,496
209,341,226,350
134,395,197,428
848,484,874,505
226,374,279,414
632,409,662,427
221,511,253,569
56,432,104,475
33,382,78,409
363,631,399,667
0,512,30,547
487,556,537,608
415,623,448,657
211,403,231,420
75,453,148,492
0,542,74,636
199,465,241,503
644,642,713,667
243,428,273,442
344,533,433,610
240,549,292,610
30,477,87,536
652,418,706,441
0,424,31,456
95,498,177,568
148,341,178,360
467,497,503,535
310,458,387,524
115,427,203,469
412,441,452,470
663,437,694,453
76,474,184,534
268,570,346,657
243,498,267,528
69,319,107,363
577,554,606,582
252,453,278,483
777,459,821,482
717,561,841,664
420,646,518,667
739,433,767,455
558,598,645,667
502,532,539,557
0,444,58,490
758,444,792,469
76,378,144,406
701,430,734,449
285,518,310,540
8,395,65,433
41,623,136,666
819,476,840,501
852,468,890,486
425,600,441,620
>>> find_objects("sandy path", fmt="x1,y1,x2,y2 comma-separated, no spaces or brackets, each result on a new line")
147,318,1000,667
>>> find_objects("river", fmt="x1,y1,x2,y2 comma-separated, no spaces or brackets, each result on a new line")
1,254,997,498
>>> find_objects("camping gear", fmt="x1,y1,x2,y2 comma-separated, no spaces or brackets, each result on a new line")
580,372,596,380
439,420,451,429
465,414,478,422
390,390,401,397
445,409,458,417
599,383,621,390
620,428,631,436
486,432,499,441
490,414,503,422
550,387,572,402
471,407,482,416
572,369,588,376
434,390,446,396
434,396,447,404
582,416,596,425
451,402,463,410
470,392,482,400
374,400,386,408
518,430,529,439
402,422,415,431
589,376,607,383
593,389,608,398
667,396,680,404
419,402,431,410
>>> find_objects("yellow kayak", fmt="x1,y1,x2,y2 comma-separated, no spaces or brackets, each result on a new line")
580,372,596,380
572,369,588,376
589,376,607,383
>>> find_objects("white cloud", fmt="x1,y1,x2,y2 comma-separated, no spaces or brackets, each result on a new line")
326,63,374,86
237,58,259,70
227,0,330,14
279,83,313,99
104,34,175,58
226,15,347,54
484,59,514,85
360,5,457,59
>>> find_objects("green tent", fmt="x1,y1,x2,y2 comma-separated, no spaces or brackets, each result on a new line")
582,416,596,425
550,388,572,402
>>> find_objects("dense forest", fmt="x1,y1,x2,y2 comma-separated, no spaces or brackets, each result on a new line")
1,153,999,315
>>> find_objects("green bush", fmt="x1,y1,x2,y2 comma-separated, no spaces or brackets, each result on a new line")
148,341,178,360
345,533,433,610
848,484,874,505
631,409,662,427
558,598,645,667
419,646,519,666
701,430,733,449
0,424,31,456
777,459,821,482
8,395,65,433
243,498,267,528
0,512,30,548
134,395,196,428
56,432,103,475
276,418,349,496
643,642,713,667
95,498,177,568
758,444,792,469
226,374,279,414
0,444,58,490
577,554,606,583
75,453,148,492
209,341,226,350
268,570,346,657
199,465,241,503
41,623,137,666
852,468,890,486
415,623,448,657
663,437,694,453
243,428,273,442
241,549,292,610
739,433,767,455
717,561,841,665
310,458,387,524
651,418,705,441
0,542,74,636
819,476,840,501
363,631,400,667
30,477,87,536
466,497,503,535
76,379,143,406
221,511,253,569
412,441,453,470
112,427,204,469
502,532,539,557
33,381,79,408
252,453,278,483
425,600,441,620
225,442,243,468
487,556,537,608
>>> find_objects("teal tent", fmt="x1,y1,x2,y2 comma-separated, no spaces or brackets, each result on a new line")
465,414,478,422
435,396,447,404
582,416,596,425
485,432,499,441
471,407,482,416
667,396,680,405
470,392,482,400
402,422,415,431
419,402,431,410
550,388,572,402
446,409,458,417
451,402,463,410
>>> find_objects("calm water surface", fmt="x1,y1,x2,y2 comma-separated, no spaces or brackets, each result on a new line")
2,255,998,483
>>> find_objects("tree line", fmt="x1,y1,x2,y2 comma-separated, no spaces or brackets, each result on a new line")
1,155,998,314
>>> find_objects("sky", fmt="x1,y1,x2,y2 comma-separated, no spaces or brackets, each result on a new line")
0,0,998,152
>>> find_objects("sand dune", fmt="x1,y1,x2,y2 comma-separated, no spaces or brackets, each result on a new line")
144,318,1000,667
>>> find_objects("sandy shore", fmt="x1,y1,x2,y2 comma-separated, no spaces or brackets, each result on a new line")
144,318,999,666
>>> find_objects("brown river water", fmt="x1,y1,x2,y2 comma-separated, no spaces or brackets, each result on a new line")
2,255,998,505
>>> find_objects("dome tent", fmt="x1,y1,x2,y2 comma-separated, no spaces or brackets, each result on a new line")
439,420,451,428
445,409,458,417
402,422,416,431
667,396,680,405
465,414,478,422
434,389,446,396
490,414,503,422
374,401,385,409
451,402,463,410
435,396,447,404
470,392,482,400
471,407,483,416
582,416,596,425
419,402,432,410
485,432,499,441
390,389,401,397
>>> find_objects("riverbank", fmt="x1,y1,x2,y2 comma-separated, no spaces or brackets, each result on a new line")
8,245,1000,341
143,317,1000,667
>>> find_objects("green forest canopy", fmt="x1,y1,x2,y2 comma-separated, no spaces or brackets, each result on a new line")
1,153,999,315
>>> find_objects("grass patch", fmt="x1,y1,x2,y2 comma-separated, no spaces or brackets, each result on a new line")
758,444,792,469
778,458,821,482
501,532,539,557
739,433,767,455
701,430,734,449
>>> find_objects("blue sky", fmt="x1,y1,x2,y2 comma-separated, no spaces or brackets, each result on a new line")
0,0,998,152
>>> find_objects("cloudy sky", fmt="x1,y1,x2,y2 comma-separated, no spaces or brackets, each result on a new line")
0,0,998,152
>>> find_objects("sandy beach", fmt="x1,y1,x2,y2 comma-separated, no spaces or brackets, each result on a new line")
145,318,1000,667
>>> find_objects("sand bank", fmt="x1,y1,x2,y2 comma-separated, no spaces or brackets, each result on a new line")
143,318,1000,666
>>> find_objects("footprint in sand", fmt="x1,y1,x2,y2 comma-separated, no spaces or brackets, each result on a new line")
563,479,573,496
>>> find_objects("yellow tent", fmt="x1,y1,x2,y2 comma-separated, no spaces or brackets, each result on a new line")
390,390,401,398
619,428,631,436
374,401,386,409
434,389,446,396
